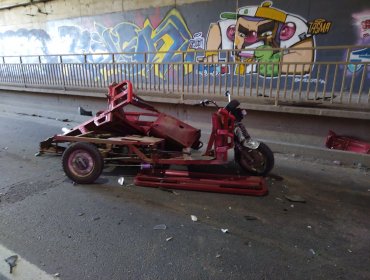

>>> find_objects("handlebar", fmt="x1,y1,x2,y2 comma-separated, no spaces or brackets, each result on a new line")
199,99,219,108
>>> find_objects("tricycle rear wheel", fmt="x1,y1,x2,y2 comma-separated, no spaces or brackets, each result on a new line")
62,142,104,184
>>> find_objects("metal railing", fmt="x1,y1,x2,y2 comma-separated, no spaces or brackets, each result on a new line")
0,45,369,108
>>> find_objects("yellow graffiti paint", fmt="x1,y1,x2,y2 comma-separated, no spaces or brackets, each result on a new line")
255,1,287,23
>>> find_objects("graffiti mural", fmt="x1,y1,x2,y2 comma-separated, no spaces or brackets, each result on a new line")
348,10,370,73
0,2,333,83
200,1,331,77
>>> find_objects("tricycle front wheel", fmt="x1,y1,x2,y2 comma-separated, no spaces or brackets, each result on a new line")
235,142,274,177
62,142,104,184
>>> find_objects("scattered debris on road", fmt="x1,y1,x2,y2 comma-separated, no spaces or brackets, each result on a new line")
221,228,229,234
284,194,306,203
244,215,258,221
166,237,173,242
153,224,167,230
5,255,18,273
118,177,125,186
190,215,198,222
325,130,370,154
309,249,316,255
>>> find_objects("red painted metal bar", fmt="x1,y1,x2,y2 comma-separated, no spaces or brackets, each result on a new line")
134,169,268,196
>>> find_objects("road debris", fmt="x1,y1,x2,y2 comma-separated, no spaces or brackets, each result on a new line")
92,216,101,221
5,255,18,273
268,174,284,181
159,187,174,193
333,160,341,166
284,194,306,203
244,215,258,221
221,228,229,233
53,272,60,277
153,224,167,230
190,215,198,222
78,212,85,216
215,253,221,258
309,249,316,255
307,225,312,229
166,237,173,242
118,177,125,185
34,152,41,157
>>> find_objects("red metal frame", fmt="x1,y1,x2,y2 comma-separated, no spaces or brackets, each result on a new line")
40,81,268,196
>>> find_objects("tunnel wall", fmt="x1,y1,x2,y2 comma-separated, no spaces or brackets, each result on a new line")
0,0,369,96
0,0,369,56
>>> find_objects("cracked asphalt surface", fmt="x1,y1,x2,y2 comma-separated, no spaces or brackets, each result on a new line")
0,99,369,279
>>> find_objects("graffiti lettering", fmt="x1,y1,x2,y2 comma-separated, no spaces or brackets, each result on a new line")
308,19,332,35
294,77,326,85
348,11,370,73
189,32,205,50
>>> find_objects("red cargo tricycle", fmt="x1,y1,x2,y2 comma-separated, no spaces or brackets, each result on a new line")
39,81,274,195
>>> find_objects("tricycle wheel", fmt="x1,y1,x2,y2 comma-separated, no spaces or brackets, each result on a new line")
62,142,104,184
235,142,274,177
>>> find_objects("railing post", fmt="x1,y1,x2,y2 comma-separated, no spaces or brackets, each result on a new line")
20,56,26,87
181,52,184,101
60,55,66,90
112,53,115,84
275,49,284,106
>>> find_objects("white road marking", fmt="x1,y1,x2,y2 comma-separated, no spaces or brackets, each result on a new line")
0,243,57,280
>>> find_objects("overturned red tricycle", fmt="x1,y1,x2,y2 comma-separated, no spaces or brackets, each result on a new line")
39,81,274,196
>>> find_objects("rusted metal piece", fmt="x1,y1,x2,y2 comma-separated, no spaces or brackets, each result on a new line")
325,130,370,154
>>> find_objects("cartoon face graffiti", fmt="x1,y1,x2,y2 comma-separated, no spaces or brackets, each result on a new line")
234,16,279,59
204,1,316,76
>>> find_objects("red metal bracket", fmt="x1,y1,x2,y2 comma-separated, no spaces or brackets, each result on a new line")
134,169,268,196
325,130,370,154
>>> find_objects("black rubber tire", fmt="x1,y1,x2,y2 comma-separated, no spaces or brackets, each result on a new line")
225,99,240,112
62,142,104,184
235,142,274,176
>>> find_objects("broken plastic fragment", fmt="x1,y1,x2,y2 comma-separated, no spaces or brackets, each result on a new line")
190,215,198,222
5,255,18,273
153,224,167,230
34,152,41,157
118,177,125,185
166,237,173,242
284,194,306,203
309,249,316,255
53,272,60,277
221,228,229,233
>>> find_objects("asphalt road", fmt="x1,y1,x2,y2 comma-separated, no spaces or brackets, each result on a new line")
0,99,369,280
